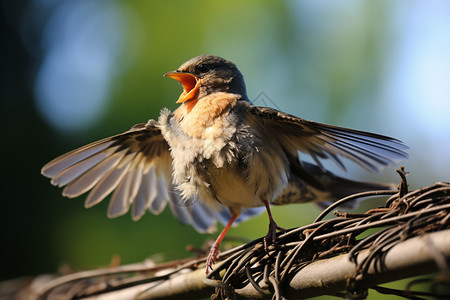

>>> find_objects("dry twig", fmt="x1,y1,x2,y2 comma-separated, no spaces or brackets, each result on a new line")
6,169,450,300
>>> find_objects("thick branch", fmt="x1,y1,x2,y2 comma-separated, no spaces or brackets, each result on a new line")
137,229,450,299
237,229,450,299
11,179,450,300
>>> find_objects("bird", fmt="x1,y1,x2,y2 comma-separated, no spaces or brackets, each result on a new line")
41,55,408,274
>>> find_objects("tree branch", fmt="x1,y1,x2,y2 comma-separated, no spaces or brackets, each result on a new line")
6,175,450,300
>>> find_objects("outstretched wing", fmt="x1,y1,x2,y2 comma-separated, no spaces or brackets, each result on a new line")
248,105,408,173
42,119,260,232
42,120,173,221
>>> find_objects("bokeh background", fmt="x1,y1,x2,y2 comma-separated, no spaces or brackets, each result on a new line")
2,0,450,298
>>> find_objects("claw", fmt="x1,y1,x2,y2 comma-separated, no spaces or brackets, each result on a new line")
263,199,285,251
206,242,219,274
263,219,285,251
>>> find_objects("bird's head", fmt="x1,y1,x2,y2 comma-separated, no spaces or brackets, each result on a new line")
164,55,248,111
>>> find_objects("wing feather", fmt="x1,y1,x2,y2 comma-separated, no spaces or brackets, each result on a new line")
43,140,115,177
41,120,176,220
132,167,159,220
84,160,130,208
62,153,124,197
248,105,408,173
108,163,134,218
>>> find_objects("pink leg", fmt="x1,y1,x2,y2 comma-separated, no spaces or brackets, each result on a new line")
206,213,238,274
263,200,285,251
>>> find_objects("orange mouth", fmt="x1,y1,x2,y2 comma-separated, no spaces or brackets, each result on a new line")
164,72,200,104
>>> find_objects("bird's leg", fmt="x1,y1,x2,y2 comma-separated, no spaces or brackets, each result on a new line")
206,213,238,274
263,200,285,251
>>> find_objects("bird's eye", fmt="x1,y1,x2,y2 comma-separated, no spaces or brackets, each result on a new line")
197,63,210,73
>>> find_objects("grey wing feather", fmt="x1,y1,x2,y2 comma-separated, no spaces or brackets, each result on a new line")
44,141,115,178
168,191,194,226
165,197,265,233
190,203,217,232
166,190,217,233
248,105,408,173
42,121,175,221
132,167,156,220
62,153,124,197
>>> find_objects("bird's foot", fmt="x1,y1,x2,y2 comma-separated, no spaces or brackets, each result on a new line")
264,220,285,251
206,242,220,275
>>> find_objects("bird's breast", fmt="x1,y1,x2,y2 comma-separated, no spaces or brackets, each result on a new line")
158,106,290,209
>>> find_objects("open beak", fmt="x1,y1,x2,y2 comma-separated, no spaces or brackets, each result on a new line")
164,71,200,103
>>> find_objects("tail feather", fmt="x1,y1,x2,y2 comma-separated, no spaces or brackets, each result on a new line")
271,161,397,208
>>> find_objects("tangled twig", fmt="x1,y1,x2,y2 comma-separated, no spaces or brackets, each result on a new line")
205,168,450,299
12,169,450,300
